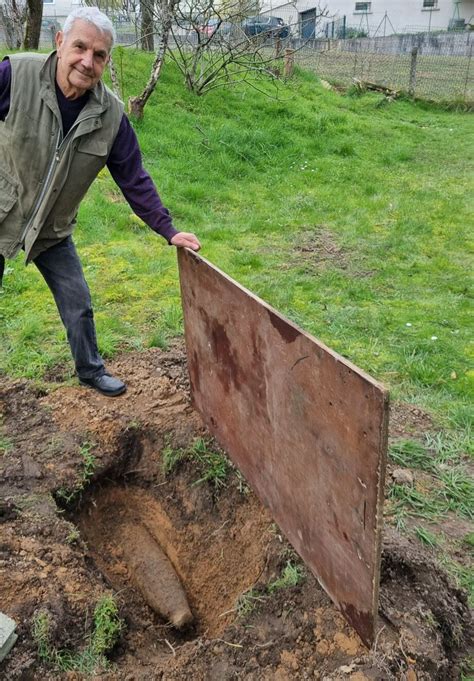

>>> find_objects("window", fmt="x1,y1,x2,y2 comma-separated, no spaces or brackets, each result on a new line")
43,0,54,4
354,2,371,12
423,0,437,6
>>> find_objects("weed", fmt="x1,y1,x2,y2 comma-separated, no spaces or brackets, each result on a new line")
463,533,474,551
56,442,97,505
388,483,442,520
413,526,438,547
0,433,12,454
65,526,81,545
234,469,251,495
161,437,231,490
461,655,474,680
190,438,230,490
268,560,305,593
32,595,123,674
437,468,474,520
161,441,187,474
234,563,305,619
438,555,474,608
33,610,53,664
389,439,434,471
0,415,12,454
90,596,123,657
425,430,472,463
393,509,408,533
235,588,267,618
80,442,96,486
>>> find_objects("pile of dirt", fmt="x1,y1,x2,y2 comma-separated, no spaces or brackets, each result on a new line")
0,343,472,679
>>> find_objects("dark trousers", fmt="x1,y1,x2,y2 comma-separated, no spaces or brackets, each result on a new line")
32,237,106,379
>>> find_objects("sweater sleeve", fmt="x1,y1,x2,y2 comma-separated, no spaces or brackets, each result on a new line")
0,58,11,121
107,114,178,243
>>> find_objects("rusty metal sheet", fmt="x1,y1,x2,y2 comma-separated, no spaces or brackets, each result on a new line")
177,248,389,646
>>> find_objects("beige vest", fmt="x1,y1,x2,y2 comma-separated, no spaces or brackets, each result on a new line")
0,51,123,262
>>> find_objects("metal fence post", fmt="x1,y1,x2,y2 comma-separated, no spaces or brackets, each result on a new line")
409,47,418,96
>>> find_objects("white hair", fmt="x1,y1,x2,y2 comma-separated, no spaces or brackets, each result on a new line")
62,7,116,48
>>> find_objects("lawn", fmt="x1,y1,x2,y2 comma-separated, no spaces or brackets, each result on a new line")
0,50,472,598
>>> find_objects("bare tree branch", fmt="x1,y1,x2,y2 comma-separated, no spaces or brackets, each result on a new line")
0,0,27,49
119,0,329,115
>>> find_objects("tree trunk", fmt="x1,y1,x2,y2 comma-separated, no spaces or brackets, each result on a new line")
129,0,175,118
0,3,23,49
108,55,121,98
24,0,43,49
140,0,154,51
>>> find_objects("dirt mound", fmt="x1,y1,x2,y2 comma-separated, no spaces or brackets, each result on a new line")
0,344,471,679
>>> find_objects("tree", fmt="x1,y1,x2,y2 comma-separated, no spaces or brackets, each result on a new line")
23,0,43,49
128,0,178,117
124,0,328,116
140,0,154,50
0,0,27,49
167,0,329,96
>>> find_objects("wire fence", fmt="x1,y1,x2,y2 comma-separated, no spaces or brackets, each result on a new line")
294,39,473,104
1,20,472,104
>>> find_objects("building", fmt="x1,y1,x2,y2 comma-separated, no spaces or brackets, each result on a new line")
42,0,79,25
258,0,474,38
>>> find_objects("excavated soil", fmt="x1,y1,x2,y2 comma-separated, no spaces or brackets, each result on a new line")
0,343,472,680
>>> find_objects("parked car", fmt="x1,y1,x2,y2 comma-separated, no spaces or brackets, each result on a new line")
198,18,233,37
241,15,290,39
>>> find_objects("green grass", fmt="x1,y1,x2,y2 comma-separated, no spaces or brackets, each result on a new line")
162,437,231,490
389,439,436,471
413,525,439,547
268,560,306,593
388,434,474,523
235,588,267,618
2,54,471,429
32,595,123,674
56,442,97,504
232,560,305,621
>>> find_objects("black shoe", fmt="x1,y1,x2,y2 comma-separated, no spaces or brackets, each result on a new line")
79,373,126,397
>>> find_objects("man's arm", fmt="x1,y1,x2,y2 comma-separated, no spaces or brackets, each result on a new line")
0,58,11,121
107,116,200,251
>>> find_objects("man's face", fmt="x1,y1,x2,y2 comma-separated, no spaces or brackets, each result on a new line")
55,19,111,99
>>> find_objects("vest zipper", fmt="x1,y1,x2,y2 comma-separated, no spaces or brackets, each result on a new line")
18,128,61,248
18,112,99,252
57,112,98,154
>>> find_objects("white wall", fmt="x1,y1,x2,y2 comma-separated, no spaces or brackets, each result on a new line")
42,0,81,25
259,0,474,35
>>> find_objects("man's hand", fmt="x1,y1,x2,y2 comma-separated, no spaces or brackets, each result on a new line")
170,232,201,251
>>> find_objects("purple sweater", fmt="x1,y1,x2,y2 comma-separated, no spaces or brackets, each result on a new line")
0,58,178,243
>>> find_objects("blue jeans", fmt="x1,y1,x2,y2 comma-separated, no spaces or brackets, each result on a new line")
33,237,106,379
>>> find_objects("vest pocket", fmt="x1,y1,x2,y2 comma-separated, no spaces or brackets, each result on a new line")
77,138,108,157
0,169,18,224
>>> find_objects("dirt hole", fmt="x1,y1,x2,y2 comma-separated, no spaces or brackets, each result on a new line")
76,480,271,640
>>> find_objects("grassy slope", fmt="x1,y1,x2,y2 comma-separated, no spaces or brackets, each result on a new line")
2,52,472,423
0,48,472,608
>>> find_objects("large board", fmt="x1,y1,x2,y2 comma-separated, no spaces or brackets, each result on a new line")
178,248,389,645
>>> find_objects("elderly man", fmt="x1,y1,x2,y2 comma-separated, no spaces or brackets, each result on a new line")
0,7,200,396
